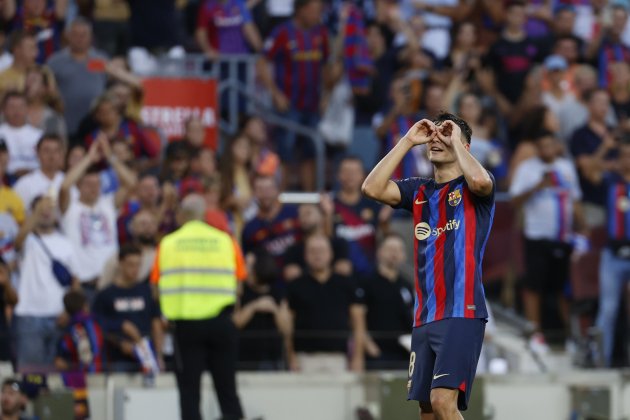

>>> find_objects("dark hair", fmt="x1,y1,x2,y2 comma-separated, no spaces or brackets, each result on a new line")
118,243,141,261
294,0,316,12
583,88,608,103
506,0,526,9
63,291,87,317
2,378,23,394
253,249,278,286
30,194,45,211
534,129,556,142
219,133,251,207
2,90,27,107
36,134,63,151
433,111,473,144
0,255,7,268
84,165,101,177
517,105,549,142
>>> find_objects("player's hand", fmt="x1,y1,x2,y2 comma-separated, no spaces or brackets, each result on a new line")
403,119,437,146
436,120,462,147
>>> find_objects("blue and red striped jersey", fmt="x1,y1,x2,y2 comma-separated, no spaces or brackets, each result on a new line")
605,173,630,245
598,39,630,88
241,204,301,267
394,175,495,327
333,195,381,275
197,0,252,54
264,20,329,113
13,7,63,64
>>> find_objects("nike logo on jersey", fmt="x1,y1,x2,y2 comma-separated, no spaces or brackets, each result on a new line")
433,373,449,380
415,199,427,205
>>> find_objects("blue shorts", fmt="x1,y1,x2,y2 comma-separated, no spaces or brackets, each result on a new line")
407,317,486,411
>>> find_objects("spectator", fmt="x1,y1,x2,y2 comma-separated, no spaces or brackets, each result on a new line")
455,92,506,180
540,35,584,95
542,55,576,120
538,5,583,57
374,77,429,179
284,202,351,281
332,156,390,276
0,139,25,223
117,174,177,244
219,133,255,238
0,257,18,361
259,0,329,191
587,3,630,88
570,89,617,226
92,0,131,57
7,0,68,63
0,91,43,177
0,31,52,95
233,249,290,370
58,135,137,294
557,64,612,143
24,66,66,141
14,196,79,371
100,209,158,290
0,379,33,420
84,93,160,168
92,244,163,372
361,233,413,370
409,0,468,61
126,0,179,52
55,290,105,373
509,131,584,351
485,0,541,104
13,134,66,210
48,18,108,140
593,137,630,366
241,115,280,179
241,175,300,266
609,61,630,132
203,174,231,233
195,0,263,58
286,234,365,372
0,212,19,276
445,21,482,76
347,20,398,170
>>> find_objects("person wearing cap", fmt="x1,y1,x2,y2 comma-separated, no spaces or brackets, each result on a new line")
151,194,247,420
542,54,576,120
0,379,34,420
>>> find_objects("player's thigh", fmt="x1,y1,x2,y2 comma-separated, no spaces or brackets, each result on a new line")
407,325,435,405
429,318,486,411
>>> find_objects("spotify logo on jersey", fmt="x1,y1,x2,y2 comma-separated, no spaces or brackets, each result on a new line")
414,222,431,240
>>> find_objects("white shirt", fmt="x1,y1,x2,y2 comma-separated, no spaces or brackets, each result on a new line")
61,194,118,281
15,231,79,317
0,212,18,264
13,170,65,210
509,157,582,242
0,123,43,174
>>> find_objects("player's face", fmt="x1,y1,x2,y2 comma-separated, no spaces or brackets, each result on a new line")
426,122,469,164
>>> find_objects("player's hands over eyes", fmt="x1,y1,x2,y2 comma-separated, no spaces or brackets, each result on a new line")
436,120,462,147
405,119,437,146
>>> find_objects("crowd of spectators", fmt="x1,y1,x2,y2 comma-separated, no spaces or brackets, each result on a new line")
0,0,630,379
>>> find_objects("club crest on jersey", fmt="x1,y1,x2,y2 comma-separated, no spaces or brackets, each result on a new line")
448,189,462,207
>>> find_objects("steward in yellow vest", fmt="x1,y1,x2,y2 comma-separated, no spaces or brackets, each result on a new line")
151,194,246,420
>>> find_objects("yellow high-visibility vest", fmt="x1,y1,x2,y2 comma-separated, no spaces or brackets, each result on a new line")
158,220,237,320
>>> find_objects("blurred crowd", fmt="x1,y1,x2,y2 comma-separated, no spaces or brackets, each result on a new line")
0,0,629,383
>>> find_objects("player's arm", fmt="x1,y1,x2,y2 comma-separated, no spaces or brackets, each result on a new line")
439,121,493,197
362,120,437,206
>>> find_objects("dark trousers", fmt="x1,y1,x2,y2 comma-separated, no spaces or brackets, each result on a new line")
174,314,243,420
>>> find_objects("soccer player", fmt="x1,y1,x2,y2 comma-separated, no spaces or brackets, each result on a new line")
362,113,494,420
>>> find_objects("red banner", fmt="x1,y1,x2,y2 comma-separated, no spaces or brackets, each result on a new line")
141,78,218,149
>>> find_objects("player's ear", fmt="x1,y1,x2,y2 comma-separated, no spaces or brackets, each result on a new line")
464,140,470,151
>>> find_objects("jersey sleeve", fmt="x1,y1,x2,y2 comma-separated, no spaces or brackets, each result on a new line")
238,0,252,23
196,1,210,29
473,170,496,204
393,177,426,211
